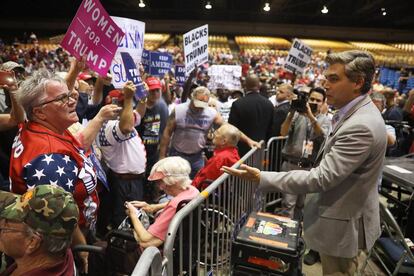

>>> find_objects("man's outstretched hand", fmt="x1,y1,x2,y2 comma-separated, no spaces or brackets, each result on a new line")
221,164,261,183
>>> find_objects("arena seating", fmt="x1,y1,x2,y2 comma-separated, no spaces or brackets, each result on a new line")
144,33,170,50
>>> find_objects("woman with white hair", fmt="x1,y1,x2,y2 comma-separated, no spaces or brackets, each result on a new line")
125,156,200,248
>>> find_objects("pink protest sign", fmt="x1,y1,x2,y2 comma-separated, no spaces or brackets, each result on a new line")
61,0,124,76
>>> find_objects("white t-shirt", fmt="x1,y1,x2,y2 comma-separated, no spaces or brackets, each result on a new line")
269,95,277,107
216,99,235,122
96,111,146,174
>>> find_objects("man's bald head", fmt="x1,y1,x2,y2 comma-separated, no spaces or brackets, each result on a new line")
245,74,260,92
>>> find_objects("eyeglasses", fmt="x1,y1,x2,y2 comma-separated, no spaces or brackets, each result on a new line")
36,91,78,107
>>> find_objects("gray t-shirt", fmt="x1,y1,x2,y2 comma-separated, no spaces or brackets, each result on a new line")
172,102,217,154
282,113,331,163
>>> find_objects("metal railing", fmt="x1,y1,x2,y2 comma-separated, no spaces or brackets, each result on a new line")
262,136,288,211
162,142,265,276
131,246,163,276
131,137,287,275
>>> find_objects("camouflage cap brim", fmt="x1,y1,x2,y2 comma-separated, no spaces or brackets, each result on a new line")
0,191,21,220
0,185,79,237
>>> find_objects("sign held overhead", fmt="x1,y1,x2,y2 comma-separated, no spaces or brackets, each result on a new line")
284,38,313,75
183,24,209,76
110,16,145,89
61,0,125,76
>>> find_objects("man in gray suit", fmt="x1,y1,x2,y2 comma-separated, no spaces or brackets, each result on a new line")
222,50,387,275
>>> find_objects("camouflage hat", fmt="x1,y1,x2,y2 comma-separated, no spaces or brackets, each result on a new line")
0,185,79,237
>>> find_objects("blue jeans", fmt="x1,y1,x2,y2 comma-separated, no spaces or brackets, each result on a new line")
169,148,204,179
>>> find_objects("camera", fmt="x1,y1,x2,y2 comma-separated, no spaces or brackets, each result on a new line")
309,102,318,113
291,89,309,113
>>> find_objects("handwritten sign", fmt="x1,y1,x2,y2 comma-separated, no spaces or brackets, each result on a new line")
207,65,242,90
284,39,313,74
110,16,145,88
61,0,124,76
183,24,209,76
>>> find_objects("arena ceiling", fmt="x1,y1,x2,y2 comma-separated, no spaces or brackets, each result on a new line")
1,0,413,32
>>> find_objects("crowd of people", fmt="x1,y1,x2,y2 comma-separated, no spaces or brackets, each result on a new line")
0,34,414,275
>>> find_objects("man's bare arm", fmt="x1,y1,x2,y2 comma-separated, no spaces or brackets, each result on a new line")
159,110,176,159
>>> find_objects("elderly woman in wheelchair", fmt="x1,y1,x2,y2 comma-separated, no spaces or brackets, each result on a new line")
125,156,199,248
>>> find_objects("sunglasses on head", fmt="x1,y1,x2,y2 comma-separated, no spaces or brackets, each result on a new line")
148,171,188,181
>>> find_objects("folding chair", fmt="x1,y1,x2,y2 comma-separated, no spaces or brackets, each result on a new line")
360,202,414,275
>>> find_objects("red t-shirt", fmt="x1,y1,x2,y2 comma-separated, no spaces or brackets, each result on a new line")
192,146,240,190
9,122,99,229
0,250,75,276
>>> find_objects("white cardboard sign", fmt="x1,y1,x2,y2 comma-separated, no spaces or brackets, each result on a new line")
183,24,209,76
207,65,242,91
284,38,313,74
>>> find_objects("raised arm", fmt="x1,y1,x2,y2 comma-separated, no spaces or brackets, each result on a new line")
77,104,121,150
0,85,25,130
280,111,295,136
119,81,136,135
159,110,177,159
91,73,112,105
66,57,86,92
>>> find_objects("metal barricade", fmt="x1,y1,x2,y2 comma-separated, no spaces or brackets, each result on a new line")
262,136,288,211
131,246,163,276
162,142,265,276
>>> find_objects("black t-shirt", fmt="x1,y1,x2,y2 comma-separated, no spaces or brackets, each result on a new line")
136,99,168,157
76,93,101,121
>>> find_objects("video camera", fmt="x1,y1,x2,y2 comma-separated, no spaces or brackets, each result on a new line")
291,89,309,113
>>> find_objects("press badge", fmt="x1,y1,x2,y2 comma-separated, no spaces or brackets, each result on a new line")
302,140,314,157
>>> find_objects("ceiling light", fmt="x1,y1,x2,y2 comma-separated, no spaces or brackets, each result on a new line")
321,5,328,14
382,11,387,16
138,0,145,8
263,3,270,12
205,2,212,9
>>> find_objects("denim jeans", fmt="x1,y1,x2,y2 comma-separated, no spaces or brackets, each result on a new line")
169,148,204,179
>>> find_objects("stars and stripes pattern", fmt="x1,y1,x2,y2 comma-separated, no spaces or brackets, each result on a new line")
23,153,78,193
97,121,137,148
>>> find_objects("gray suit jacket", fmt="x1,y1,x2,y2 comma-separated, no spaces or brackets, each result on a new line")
259,95,387,258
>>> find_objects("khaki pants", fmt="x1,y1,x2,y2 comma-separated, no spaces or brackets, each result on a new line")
281,161,308,218
320,253,358,276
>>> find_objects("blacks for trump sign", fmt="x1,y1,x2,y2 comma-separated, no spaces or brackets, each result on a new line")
183,24,208,76
284,39,313,75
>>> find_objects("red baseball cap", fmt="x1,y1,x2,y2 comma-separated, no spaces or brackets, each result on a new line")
105,89,124,105
77,72,94,81
145,77,162,91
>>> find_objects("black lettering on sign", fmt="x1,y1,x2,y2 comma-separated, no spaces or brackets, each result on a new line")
185,44,208,64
